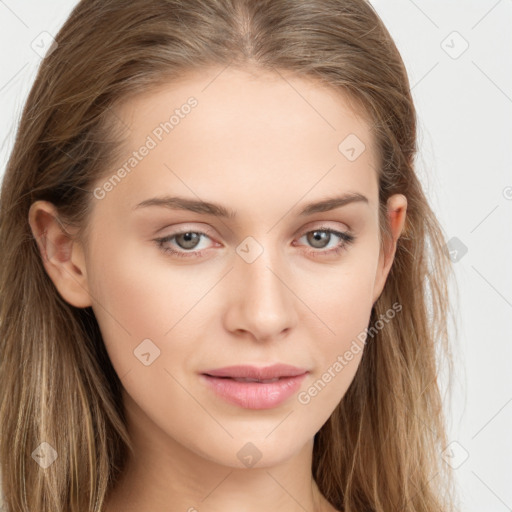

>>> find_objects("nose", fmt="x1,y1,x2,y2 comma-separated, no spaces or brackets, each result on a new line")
222,246,298,342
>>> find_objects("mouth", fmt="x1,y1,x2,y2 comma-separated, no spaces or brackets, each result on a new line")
208,376,284,383
199,364,309,409
201,363,308,380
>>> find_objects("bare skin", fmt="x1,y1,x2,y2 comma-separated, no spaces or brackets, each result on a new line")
29,66,407,512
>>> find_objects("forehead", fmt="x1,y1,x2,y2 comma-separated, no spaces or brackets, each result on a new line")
101,66,379,219
116,66,375,150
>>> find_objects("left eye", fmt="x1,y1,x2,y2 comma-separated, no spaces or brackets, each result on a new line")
294,227,355,258
154,227,355,259
297,229,351,250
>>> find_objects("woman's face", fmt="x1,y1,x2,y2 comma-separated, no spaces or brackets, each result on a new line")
34,66,406,469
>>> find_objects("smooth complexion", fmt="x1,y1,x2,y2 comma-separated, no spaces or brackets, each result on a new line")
28,66,407,512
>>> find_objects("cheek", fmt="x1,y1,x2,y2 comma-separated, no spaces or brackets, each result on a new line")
88,233,191,327
85,236,172,369
303,241,378,341
86,234,219,378
296,247,378,406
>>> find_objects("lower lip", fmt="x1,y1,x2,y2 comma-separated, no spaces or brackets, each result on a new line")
200,373,308,410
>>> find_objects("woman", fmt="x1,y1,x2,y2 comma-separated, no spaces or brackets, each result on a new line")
0,0,456,510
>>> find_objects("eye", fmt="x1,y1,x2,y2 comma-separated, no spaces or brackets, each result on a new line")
154,225,355,259
294,226,355,258
154,229,215,258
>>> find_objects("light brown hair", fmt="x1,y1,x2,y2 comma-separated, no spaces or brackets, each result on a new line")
0,0,456,510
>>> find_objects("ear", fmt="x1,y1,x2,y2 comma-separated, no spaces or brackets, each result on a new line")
28,200,92,308
371,194,407,305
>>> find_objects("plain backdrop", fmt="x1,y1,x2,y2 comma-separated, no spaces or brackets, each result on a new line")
0,1,511,511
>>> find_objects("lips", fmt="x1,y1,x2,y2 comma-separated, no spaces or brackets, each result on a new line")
200,364,309,409
202,363,308,380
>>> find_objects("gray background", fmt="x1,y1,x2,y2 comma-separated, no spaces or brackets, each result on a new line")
0,1,511,510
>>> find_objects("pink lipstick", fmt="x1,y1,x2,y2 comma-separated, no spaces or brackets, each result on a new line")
199,364,308,410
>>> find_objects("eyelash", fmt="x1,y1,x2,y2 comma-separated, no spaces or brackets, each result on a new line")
154,226,355,259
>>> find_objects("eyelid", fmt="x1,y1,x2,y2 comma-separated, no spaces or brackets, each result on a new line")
155,223,219,243
157,220,351,244
294,220,351,238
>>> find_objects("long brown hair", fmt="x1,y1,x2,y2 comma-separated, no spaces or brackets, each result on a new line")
0,0,457,510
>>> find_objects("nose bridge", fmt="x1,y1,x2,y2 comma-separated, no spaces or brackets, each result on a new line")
226,236,297,340
244,249,286,304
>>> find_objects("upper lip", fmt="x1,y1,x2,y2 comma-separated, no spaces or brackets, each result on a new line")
202,364,308,380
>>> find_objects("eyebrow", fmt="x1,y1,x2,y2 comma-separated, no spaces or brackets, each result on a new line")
133,192,369,219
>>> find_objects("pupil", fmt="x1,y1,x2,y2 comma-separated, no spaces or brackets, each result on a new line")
308,230,329,248
178,232,199,249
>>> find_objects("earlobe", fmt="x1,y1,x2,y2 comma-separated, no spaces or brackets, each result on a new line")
28,200,92,308
371,194,407,305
